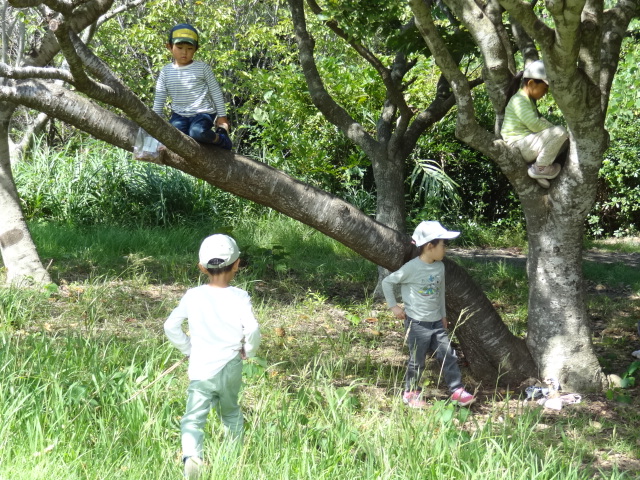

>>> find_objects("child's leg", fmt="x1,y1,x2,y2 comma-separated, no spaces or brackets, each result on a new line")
188,113,217,143
404,318,431,392
188,114,233,149
215,356,244,441
432,326,463,393
169,112,192,135
181,379,215,460
535,126,569,166
516,126,568,166
214,126,233,150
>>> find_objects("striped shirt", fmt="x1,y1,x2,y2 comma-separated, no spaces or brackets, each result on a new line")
501,89,553,143
153,60,227,118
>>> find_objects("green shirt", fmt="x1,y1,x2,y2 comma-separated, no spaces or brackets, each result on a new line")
501,90,553,143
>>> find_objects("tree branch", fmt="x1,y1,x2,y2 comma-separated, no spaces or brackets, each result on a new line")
410,0,522,178
20,0,116,67
444,0,515,120
305,0,412,117
48,19,117,97
498,0,555,49
95,0,145,28
0,78,415,271
0,62,74,83
10,0,73,15
287,0,379,155
599,0,640,112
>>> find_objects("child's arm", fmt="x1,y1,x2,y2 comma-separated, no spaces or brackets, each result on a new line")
152,68,168,117
202,65,229,128
382,269,407,319
239,293,261,358
163,296,191,356
511,93,554,133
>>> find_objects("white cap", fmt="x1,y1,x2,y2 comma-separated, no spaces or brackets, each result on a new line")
523,60,548,85
412,221,460,247
198,234,240,269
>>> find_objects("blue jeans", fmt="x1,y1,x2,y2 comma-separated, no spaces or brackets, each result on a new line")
404,316,463,393
169,112,232,150
181,356,243,460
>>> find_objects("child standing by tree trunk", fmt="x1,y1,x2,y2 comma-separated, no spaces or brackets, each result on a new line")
501,60,568,188
164,234,260,479
382,221,476,408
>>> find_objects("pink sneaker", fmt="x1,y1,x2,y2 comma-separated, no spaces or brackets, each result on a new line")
450,388,476,407
403,390,427,408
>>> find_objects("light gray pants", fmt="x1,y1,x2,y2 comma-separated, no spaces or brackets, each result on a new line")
512,125,568,166
181,355,243,460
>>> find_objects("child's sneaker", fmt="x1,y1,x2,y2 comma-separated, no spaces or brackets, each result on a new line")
184,456,204,479
214,127,233,150
528,163,561,180
402,390,427,408
450,388,476,407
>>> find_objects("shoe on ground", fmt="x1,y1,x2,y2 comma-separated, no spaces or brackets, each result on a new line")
450,388,476,407
184,456,204,479
536,178,550,189
403,390,427,408
528,163,561,180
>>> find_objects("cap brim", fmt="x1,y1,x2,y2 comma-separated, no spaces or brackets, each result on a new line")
173,39,197,46
414,231,460,246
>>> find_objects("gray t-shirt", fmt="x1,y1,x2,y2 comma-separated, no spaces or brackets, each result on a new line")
381,257,447,322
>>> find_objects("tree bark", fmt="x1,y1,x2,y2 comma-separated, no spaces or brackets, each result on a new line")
0,104,51,285
0,0,117,285
445,258,538,384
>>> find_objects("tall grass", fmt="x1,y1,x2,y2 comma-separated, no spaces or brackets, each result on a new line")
1,332,630,480
15,137,261,227
1,216,638,479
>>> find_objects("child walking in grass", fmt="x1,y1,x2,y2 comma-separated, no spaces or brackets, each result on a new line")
164,234,260,479
501,60,568,189
153,23,232,150
382,221,475,409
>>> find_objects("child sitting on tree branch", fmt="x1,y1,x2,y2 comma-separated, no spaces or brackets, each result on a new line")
153,23,232,150
501,60,568,189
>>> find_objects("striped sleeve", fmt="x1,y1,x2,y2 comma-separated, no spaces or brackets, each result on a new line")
152,67,168,116
202,64,226,118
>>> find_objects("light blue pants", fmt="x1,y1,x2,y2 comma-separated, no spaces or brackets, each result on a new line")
181,356,243,459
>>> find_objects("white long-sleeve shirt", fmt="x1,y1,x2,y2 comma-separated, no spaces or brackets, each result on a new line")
381,257,447,322
164,284,260,381
153,60,227,118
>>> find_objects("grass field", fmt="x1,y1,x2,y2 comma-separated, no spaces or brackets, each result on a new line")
1,215,639,479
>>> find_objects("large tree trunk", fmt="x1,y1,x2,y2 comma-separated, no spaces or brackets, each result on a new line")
523,140,608,391
0,105,51,285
